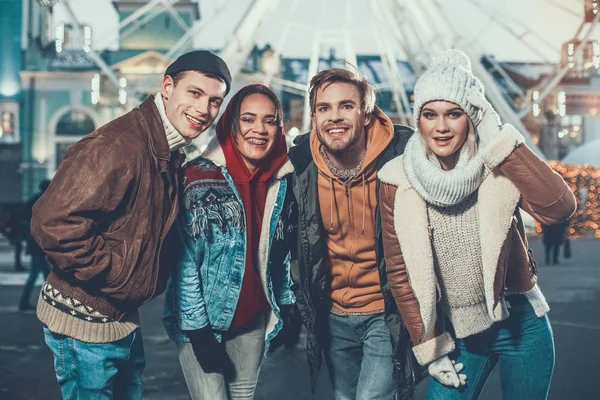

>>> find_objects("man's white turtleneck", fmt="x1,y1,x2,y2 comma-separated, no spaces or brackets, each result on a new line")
154,93,189,152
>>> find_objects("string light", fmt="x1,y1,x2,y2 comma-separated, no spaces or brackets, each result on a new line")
55,23,64,54
91,73,100,105
118,78,127,105
37,0,60,6
83,26,92,53
535,161,600,238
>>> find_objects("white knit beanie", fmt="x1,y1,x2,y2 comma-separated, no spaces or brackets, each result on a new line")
413,49,484,128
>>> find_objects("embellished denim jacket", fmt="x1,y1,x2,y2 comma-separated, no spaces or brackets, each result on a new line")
163,138,296,356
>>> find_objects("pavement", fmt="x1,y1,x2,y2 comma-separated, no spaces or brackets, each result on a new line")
0,235,598,399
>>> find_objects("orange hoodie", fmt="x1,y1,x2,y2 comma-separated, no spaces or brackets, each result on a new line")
310,106,394,313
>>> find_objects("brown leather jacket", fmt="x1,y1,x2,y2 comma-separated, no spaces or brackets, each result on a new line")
378,142,576,366
31,96,185,320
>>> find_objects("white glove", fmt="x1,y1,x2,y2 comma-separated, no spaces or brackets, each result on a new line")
467,89,502,148
428,355,467,388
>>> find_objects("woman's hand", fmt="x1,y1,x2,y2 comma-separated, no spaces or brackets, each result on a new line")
187,327,231,374
428,355,467,388
467,89,502,148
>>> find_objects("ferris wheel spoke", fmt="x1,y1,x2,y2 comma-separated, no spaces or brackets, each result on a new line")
462,0,553,63
543,0,584,18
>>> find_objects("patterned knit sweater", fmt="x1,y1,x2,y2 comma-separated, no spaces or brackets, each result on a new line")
429,191,494,339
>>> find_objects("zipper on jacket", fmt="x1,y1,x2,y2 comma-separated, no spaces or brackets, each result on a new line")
147,171,180,303
501,216,516,297
528,248,538,277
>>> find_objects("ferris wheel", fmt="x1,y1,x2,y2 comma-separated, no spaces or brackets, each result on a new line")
42,0,600,157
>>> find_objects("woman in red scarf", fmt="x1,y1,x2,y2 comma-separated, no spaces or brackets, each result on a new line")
165,84,297,400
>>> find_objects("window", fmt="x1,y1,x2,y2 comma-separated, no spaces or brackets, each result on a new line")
55,142,75,168
0,102,19,143
0,112,15,137
56,110,95,136
54,109,96,168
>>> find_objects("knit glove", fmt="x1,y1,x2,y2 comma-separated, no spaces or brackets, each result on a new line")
269,304,301,352
467,89,502,149
187,327,230,373
428,355,467,388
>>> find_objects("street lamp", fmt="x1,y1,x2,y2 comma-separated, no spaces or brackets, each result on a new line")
260,46,280,76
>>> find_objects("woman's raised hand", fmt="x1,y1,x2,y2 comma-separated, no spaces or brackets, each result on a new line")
467,88,502,148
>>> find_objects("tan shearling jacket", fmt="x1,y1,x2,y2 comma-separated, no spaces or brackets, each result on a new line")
378,130,576,366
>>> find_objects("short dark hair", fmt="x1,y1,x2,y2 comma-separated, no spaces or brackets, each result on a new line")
309,65,376,116
229,86,284,135
171,70,226,87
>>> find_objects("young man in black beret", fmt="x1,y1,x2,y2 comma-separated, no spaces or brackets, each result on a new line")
31,50,231,399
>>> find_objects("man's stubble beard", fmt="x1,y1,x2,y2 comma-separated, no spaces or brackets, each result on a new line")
316,125,364,155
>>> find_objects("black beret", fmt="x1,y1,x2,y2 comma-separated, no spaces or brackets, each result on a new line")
165,50,232,95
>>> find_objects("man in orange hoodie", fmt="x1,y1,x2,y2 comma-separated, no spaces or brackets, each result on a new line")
288,67,423,399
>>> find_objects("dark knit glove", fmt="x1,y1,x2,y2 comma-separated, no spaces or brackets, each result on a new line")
187,327,229,373
269,304,302,352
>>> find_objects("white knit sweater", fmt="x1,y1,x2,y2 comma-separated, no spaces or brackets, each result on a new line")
428,192,494,338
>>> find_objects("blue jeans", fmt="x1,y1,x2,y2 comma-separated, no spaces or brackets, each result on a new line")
323,312,396,400
426,296,555,400
43,326,146,400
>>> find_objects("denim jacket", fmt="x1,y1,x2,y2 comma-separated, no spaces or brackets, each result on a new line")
163,138,296,356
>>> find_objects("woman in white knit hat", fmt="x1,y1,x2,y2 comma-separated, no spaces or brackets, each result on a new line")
377,49,576,399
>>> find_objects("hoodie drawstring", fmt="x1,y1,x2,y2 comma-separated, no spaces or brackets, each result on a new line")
361,174,366,238
326,173,366,236
330,177,335,231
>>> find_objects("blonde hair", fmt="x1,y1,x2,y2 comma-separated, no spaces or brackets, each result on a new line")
309,65,376,116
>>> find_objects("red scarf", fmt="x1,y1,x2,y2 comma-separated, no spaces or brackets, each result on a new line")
216,84,288,330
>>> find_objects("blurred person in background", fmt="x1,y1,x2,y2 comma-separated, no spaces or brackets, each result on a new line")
541,218,570,265
0,204,26,272
18,179,52,311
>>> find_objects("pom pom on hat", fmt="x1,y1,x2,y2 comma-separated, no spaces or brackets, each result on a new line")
429,49,472,70
412,49,484,127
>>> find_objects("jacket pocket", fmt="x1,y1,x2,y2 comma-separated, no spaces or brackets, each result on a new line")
105,241,128,287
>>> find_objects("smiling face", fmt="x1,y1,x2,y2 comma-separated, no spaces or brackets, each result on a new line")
234,93,280,172
419,101,470,170
312,82,371,155
161,71,227,141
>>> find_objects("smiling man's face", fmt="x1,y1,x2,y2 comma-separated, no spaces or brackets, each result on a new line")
312,81,371,154
161,71,227,141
